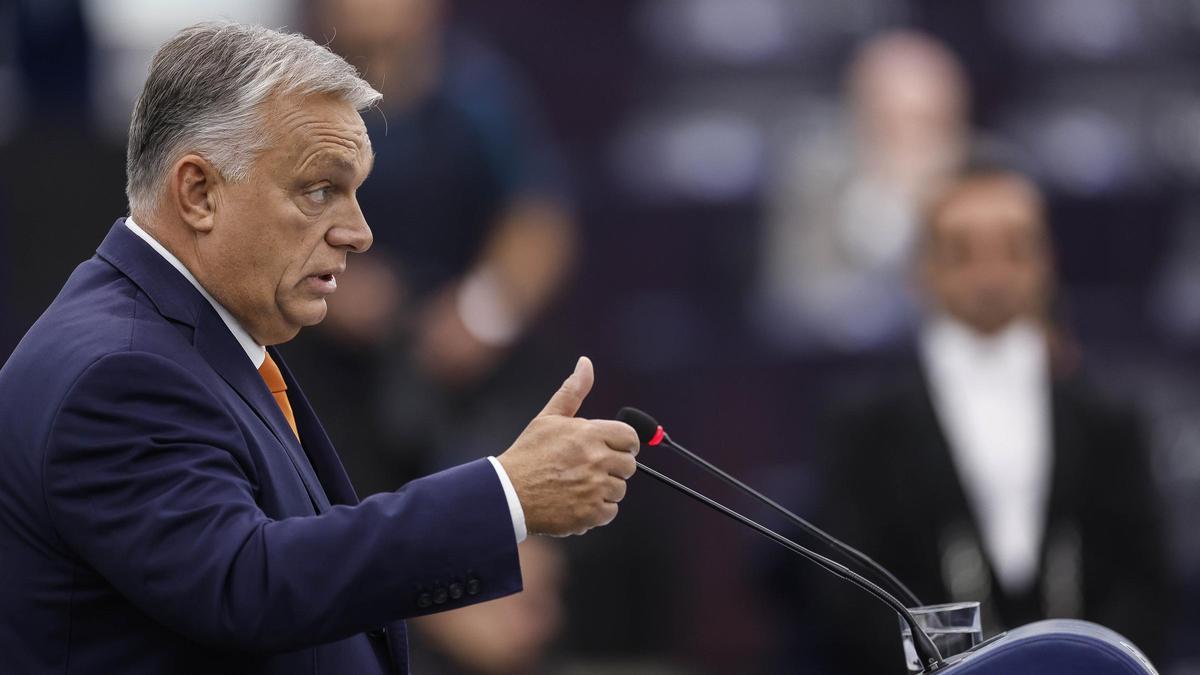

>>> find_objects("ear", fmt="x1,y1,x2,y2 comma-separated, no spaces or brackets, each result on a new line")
168,154,221,234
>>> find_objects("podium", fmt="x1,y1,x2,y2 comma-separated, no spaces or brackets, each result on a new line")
934,619,1156,674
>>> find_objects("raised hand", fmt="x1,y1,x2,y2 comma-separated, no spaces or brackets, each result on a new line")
497,357,639,536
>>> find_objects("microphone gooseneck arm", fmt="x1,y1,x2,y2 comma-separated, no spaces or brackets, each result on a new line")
616,406,921,607
659,432,922,608
634,461,946,672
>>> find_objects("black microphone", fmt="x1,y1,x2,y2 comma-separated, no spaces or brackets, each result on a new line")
620,407,946,672
617,406,921,607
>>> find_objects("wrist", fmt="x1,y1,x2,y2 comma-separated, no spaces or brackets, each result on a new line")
455,267,523,348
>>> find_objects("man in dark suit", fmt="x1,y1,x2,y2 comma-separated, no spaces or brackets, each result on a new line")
808,163,1167,672
0,22,639,674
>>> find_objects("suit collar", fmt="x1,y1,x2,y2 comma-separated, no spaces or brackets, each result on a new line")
96,218,207,327
122,216,265,368
97,218,333,513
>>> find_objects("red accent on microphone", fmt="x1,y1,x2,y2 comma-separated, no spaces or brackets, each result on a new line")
649,426,665,447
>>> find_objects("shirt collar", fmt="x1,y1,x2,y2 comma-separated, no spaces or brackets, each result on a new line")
124,217,267,369
920,314,1046,383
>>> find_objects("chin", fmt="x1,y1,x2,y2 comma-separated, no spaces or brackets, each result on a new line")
295,300,329,328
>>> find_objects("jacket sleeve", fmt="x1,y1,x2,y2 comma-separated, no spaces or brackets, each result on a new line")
41,350,522,652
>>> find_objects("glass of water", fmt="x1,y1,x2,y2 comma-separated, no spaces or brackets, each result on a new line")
898,602,982,673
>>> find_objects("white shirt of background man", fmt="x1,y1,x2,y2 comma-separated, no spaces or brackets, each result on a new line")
920,316,1052,594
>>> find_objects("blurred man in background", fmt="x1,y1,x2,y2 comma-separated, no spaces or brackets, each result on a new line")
294,0,577,491
796,161,1168,673
756,30,971,354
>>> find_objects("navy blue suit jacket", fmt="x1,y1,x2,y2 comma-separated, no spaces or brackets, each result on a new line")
0,220,523,674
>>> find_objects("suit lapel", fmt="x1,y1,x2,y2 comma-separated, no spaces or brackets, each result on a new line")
909,369,986,542
909,369,1003,611
1044,382,1077,544
97,219,332,514
1038,381,1084,617
194,314,332,513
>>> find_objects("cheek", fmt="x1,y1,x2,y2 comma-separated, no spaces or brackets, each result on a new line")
257,215,314,283
273,235,328,298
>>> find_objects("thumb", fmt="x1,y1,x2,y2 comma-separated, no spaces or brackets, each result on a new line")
538,356,594,418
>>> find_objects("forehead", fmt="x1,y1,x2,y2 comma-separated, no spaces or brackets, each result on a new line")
260,92,372,174
931,175,1044,240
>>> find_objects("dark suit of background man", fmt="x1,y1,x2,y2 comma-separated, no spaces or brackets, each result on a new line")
809,163,1168,673
0,22,640,675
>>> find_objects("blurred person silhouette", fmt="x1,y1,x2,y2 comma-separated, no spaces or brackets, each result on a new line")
755,30,971,353
288,0,578,495
782,159,1168,673
291,3,580,672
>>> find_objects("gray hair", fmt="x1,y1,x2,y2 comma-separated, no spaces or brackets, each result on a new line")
125,21,381,212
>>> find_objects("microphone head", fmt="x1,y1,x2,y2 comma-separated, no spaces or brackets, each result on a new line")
617,407,665,446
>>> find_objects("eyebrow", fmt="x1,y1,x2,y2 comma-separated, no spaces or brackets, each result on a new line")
301,148,374,180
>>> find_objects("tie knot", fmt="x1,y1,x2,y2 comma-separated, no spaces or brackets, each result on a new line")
258,353,288,394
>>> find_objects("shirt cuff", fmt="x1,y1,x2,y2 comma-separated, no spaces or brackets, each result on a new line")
487,456,527,543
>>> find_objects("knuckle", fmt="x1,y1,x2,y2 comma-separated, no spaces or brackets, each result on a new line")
601,503,618,526
585,445,608,466
618,456,636,478
623,426,639,447
612,481,627,502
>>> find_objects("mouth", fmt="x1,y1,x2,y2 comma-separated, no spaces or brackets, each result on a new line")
305,269,341,295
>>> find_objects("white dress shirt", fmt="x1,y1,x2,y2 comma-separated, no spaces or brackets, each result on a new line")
920,316,1051,594
124,217,526,542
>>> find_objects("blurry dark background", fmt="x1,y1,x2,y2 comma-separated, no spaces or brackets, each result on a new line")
5,1,1200,673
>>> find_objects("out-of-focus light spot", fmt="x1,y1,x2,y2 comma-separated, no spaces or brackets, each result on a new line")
637,0,904,65
613,111,765,203
639,0,790,64
82,0,295,47
1025,108,1135,194
687,0,790,63
663,114,764,200
996,0,1146,60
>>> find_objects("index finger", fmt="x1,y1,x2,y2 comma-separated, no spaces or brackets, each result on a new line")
589,419,640,455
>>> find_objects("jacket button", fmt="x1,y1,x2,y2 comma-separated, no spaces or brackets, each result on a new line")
466,577,481,596
448,582,464,600
432,586,448,605
416,592,432,609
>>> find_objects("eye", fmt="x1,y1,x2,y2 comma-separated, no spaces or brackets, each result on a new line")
306,186,333,204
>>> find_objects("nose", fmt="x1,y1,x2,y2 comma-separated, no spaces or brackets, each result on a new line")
327,198,373,253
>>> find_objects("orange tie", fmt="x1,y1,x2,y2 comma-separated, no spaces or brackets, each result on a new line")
258,353,299,440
